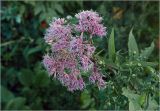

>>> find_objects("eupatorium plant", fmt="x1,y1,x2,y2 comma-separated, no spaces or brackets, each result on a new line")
42,10,107,91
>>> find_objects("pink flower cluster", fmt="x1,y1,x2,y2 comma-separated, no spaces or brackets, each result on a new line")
75,10,106,37
43,10,106,92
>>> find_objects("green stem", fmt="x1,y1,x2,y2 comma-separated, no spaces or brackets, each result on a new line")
1,37,25,47
95,49,104,57
80,32,83,39
89,34,93,44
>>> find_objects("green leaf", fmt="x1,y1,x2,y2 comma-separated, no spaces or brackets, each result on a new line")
140,42,154,60
5,97,30,110
18,69,34,86
15,15,21,23
122,88,142,111
128,29,139,57
1,85,14,103
39,13,47,22
54,4,64,14
26,46,41,57
80,90,92,109
105,59,119,69
34,5,42,15
129,100,142,111
45,11,58,23
33,70,50,87
144,66,156,75
108,28,116,62
123,61,158,67
30,97,43,109
24,1,35,6
147,95,158,110
122,88,139,100
139,61,158,67
139,93,147,106
20,5,25,15
129,101,135,111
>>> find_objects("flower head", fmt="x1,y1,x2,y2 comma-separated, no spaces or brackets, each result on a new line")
89,65,106,89
70,37,84,55
75,10,107,37
42,11,107,92
44,18,71,44
43,55,56,76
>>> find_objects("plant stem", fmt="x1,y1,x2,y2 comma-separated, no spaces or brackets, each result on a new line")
1,37,25,47
89,34,93,44
80,32,83,39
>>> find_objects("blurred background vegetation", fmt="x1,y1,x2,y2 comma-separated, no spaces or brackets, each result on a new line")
1,1,159,110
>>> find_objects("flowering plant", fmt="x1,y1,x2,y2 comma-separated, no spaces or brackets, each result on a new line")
1,2,158,110
43,10,107,91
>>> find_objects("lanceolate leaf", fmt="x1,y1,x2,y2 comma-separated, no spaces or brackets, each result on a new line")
139,61,158,67
108,28,116,62
140,42,155,60
128,29,139,57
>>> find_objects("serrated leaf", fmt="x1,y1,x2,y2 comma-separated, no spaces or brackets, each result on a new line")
128,29,139,57
1,85,14,103
108,28,116,62
140,42,154,60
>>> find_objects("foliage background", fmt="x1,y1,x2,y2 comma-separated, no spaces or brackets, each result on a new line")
1,1,159,110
